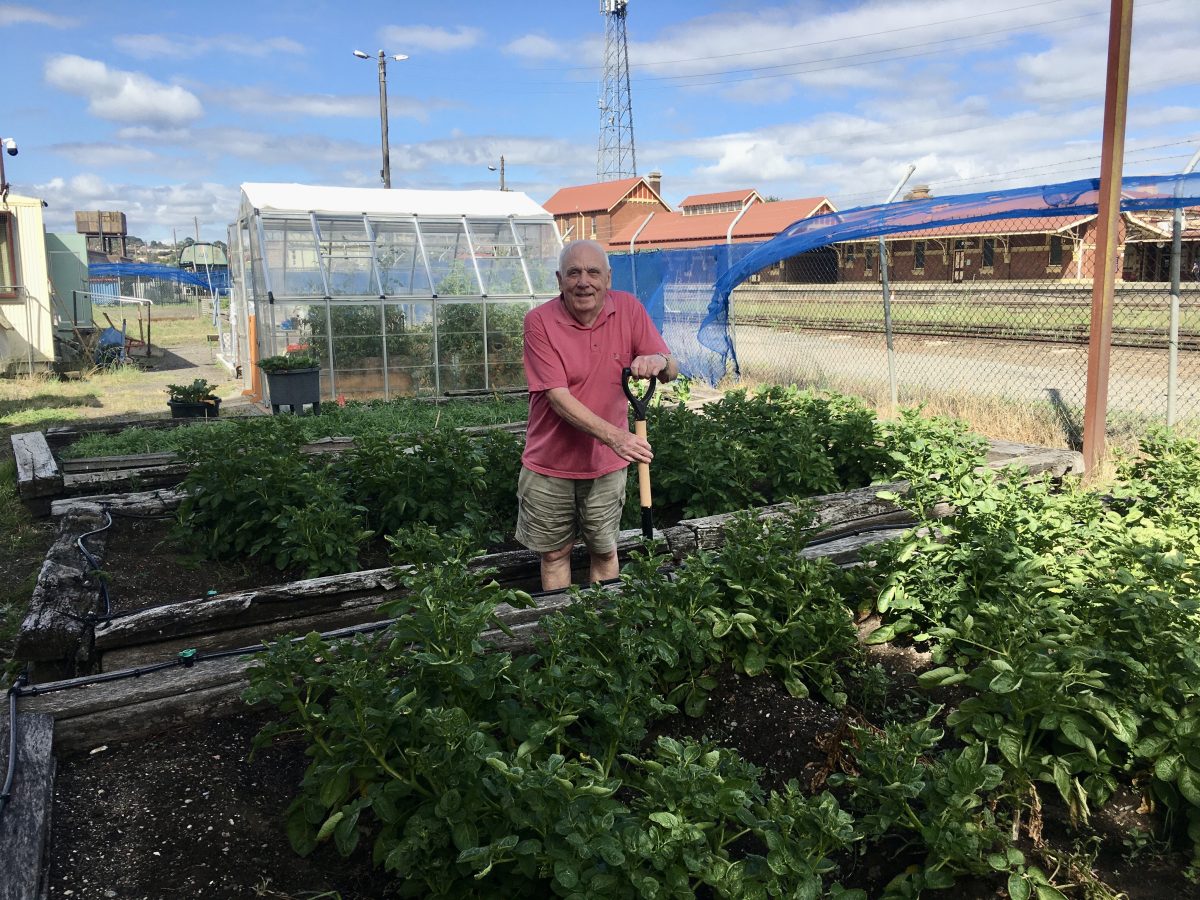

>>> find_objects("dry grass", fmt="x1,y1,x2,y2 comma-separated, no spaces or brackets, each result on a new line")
724,360,1195,458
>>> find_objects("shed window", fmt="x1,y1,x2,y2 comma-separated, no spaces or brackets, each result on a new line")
1049,236,1063,266
983,238,995,268
914,240,926,270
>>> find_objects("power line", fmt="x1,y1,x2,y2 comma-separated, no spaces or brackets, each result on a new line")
538,0,1083,73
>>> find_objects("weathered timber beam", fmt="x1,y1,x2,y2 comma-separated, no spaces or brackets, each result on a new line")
0,712,54,900
11,432,63,517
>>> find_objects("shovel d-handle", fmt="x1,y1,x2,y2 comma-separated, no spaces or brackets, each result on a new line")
622,367,655,539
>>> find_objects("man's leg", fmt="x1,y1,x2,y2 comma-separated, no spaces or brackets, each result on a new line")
578,468,628,585
540,542,575,592
588,548,619,584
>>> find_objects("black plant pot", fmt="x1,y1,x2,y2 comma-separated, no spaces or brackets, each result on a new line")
167,398,221,419
265,367,321,414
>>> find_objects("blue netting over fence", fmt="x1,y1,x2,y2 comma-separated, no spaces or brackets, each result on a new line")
88,262,230,294
610,173,1200,383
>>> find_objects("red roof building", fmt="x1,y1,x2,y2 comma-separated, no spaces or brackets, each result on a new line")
543,175,671,245
607,195,836,252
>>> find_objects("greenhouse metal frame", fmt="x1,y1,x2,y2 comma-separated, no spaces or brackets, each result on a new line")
229,183,561,401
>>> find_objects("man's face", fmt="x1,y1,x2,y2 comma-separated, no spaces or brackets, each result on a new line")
556,244,611,324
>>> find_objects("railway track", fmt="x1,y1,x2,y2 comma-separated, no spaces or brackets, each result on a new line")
735,314,1200,352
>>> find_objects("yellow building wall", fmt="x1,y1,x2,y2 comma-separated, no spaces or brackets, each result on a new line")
0,194,55,373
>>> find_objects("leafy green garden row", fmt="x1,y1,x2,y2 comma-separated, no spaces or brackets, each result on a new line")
170,387,952,577
58,395,531,459
244,428,1200,898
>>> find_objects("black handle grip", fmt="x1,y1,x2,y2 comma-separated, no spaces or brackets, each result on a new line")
621,366,655,421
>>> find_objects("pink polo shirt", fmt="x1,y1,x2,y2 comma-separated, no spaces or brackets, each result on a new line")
522,289,669,479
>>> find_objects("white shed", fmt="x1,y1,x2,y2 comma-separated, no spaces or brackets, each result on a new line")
228,183,561,401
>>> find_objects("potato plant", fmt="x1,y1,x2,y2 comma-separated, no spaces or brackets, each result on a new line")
865,428,1200,867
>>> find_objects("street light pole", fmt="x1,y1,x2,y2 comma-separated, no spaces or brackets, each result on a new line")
487,155,507,191
354,49,408,189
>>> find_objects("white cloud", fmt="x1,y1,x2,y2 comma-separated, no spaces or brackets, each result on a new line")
205,86,449,122
210,87,377,119
34,174,242,238
0,4,77,27
114,33,304,59
51,142,159,167
380,24,481,53
503,34,570,62
44,55,203,125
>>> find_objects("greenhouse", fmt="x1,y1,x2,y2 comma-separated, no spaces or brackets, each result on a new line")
228,183,561,401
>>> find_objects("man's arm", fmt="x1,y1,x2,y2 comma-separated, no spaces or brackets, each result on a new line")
545,387,653,463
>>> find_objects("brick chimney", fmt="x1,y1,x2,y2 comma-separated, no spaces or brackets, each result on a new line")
646,170,662,196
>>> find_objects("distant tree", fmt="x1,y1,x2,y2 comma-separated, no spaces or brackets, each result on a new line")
762,195,782,202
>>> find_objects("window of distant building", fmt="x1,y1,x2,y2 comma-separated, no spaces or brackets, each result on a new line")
982,238,995,270
914,240,926,272
1049,235,1063,268
864,247,874,276
0,214,16,299
845,244,855,266
589,215,598,239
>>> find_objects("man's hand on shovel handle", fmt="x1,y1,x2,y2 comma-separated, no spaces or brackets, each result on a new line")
608,427,653,464
629,353,669,380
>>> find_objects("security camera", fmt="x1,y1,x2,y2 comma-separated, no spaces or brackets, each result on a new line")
2,139,16,157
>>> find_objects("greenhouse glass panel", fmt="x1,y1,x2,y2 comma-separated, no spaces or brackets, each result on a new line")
469,220,528,295
436,300,485,392
373,219,432,296
276,303,319,357
262,219,324,297
513,221,560,293
421,221,480,296
316,216,377,297
384,300,435,396
320,301,387,399
487,299,534,389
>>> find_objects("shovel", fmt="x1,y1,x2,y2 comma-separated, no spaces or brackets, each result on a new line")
622,367,656,540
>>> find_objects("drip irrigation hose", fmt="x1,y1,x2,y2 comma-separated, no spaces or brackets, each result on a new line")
0,670,30,823
76,506,114,625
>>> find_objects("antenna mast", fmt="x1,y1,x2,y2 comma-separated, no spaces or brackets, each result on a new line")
597,0,636,181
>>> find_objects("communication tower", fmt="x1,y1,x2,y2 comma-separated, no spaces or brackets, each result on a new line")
597,0,636,181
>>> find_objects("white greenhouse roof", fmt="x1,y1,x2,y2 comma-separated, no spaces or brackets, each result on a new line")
240,183,552,219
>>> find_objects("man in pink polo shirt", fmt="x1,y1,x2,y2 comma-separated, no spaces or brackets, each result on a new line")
516,240,678,590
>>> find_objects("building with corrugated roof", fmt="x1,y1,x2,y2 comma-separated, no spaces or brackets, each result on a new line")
543,175,672,245
608,194,836,253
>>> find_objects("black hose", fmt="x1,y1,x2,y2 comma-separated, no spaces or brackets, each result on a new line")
0,670,30,822
77,506,114,623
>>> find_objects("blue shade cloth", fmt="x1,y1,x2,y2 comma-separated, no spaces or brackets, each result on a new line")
612,173,1200,383
88,261,230,294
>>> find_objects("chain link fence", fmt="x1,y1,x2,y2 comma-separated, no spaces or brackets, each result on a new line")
727,223,1200,448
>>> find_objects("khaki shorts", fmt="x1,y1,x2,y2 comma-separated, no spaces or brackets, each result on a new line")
515,466,628,554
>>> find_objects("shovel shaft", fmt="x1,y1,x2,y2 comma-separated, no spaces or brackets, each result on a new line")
634,420,652,509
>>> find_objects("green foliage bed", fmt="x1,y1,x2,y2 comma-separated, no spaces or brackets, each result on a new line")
244,428,1200,898
58,395,531,459
171,389,979,578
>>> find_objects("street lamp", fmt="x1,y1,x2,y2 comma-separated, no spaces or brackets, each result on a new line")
0,137,17,203
487,155,507,191
353,49,408,188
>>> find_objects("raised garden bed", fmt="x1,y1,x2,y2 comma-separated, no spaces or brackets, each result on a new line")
22,393,1200,898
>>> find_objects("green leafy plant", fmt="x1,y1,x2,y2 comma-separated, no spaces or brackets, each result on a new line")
257,353,321,373
166,378,220,404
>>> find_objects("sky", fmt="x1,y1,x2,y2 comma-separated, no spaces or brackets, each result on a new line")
2,0,1197,243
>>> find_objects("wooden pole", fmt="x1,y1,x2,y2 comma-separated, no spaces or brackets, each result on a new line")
1081,0,1134,474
